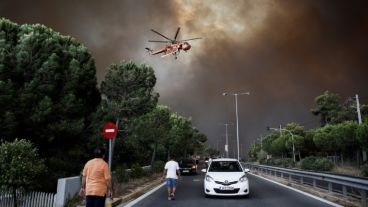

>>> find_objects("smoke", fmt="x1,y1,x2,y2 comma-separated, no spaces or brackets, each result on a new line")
1,0,368,155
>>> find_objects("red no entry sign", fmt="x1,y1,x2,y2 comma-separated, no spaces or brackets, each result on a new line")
103,122,118,139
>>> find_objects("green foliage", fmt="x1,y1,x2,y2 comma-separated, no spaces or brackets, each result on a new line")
313,121,358,155
0,139,47,190
356,120,368,150
300,156,334,171
100,61,159,121
94,60,160,167
114,164,129,183
312,125,337,155
0,18,100,190
256,150,267,162
206,147,220,157
311,91,342,126
248,143,261,159
260,158,295,168
360,163,368,177
152,160,165,173
127,105,172,165
130,163,145,179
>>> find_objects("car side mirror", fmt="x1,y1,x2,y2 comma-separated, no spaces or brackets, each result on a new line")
244,169,250,173
201,169,207,173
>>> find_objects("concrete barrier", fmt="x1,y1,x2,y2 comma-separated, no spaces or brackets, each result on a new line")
55,176,81,207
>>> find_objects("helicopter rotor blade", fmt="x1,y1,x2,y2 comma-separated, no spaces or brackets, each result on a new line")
150,29,174,42
148,40,171,43
174,27,181,41
180,37,202,42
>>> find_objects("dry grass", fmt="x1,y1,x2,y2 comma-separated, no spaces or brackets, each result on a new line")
332,165,362,177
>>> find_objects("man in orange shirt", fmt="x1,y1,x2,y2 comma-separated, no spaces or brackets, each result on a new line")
80,148,112,207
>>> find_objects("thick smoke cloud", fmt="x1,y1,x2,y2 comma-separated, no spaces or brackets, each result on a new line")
1,0,368,156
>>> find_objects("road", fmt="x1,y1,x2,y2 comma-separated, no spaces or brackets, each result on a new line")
119,172,340,207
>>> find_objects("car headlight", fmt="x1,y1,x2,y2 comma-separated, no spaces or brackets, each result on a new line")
239,175,248,182
192,165,196,169
205,175,214,182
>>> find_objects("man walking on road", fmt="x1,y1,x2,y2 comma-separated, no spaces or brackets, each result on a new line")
80,147,112,207
162,154,180,200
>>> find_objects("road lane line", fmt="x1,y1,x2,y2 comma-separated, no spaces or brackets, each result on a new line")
250,173,343,207
123,182,165,207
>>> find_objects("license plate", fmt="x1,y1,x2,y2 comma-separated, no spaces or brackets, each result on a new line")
183,170,189,173
219,186,234,190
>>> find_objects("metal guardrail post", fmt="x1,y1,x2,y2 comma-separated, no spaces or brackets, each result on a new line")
313,179,316,188
328,182,332,193
361,189,367,207
342,185,347,198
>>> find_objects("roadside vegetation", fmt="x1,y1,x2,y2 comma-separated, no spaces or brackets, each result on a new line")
0,18,208,194
248,91,368,176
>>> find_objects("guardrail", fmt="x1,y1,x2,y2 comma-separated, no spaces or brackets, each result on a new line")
243,163,368,207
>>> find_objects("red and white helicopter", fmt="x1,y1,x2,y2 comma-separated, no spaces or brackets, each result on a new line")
145,27,201,59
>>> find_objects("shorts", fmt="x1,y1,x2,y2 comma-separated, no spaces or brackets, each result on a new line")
166,178,177,188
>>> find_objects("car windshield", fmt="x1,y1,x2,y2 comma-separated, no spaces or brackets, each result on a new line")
208,161,242,172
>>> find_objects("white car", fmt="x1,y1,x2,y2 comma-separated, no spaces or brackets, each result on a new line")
202,158,250,197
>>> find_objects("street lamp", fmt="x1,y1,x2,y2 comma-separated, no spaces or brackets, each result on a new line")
267,126,295,162
223,91,250,160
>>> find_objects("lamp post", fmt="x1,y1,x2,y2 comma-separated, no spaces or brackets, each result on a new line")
223,92,250,160
267,127,295,162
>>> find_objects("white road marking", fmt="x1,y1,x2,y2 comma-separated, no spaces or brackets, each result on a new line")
123,182,165,207
250,173,343,207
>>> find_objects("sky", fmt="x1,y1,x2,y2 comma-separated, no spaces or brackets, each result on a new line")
1,0,368,157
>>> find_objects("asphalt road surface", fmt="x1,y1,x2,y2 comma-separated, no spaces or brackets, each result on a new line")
120,172,340,207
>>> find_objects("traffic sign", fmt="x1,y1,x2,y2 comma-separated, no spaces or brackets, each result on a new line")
103,122,118,139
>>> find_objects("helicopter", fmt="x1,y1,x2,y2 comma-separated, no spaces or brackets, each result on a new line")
145,27,202,59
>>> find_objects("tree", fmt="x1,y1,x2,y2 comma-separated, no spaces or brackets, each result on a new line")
0,139,47,207
99,61,159,122
167,114,197,158
311,91,342,126
313,125,338,156
357,120,368,150
127,105,172,166
0,18,100,190
95,61,159,167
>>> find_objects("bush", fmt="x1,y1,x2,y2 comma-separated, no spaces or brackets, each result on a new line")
130,163,145,179
300,156,334,171
152,160,165,173
257,150,267,162
361,163,368,177
114,164,129,183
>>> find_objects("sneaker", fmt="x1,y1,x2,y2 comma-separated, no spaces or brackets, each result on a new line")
168,197,171,201
170,193,175,200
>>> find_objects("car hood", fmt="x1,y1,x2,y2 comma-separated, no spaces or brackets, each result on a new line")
206,172,245,182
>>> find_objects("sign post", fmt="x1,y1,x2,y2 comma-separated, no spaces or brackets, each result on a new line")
103,122,118,170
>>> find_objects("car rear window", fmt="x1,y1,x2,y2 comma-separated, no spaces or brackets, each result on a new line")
208,161,242,172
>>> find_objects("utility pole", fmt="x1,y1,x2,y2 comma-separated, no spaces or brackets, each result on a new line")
260,135,263,150
356,94,363,124
356,94,366,161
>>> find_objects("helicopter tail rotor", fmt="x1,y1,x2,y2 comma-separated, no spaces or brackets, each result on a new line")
145,47,153,54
